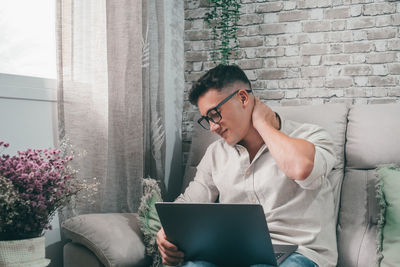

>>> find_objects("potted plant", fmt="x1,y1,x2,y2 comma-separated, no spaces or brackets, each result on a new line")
0,140,97,266
204,0,241,65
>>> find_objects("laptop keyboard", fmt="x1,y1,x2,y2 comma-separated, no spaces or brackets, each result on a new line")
275,252,285,260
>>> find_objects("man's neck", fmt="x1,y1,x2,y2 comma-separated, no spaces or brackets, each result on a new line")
238,126,265,162
238,114,281,162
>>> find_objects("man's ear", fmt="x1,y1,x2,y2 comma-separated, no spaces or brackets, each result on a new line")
238,90,250,106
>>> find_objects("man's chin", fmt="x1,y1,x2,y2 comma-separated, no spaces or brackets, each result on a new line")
217,131,238,146
223,137,238,146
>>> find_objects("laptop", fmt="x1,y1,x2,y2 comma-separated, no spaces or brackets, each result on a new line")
155,202,298,266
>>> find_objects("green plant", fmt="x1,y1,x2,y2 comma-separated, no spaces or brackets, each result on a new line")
204,0,241,65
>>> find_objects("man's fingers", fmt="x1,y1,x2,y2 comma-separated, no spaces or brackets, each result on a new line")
158,243,184,265
157,234,180,252
159,249,182,266
157,237,174,250
164,240,179,252
159,244,184,259
157,229,176,251
156,228,184,265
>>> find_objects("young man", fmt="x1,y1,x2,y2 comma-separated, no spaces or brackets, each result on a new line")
157,65,337,267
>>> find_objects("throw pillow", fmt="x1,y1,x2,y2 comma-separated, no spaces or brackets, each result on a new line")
376,164,400,267
62,213,149,266
137,178,166,267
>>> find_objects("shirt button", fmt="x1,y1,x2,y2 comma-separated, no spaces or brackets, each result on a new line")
245,169,251,176
252,198,257,203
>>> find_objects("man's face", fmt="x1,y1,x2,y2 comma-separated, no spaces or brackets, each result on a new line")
197,87,252,146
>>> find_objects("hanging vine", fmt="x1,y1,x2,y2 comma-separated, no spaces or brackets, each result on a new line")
204,0,241,65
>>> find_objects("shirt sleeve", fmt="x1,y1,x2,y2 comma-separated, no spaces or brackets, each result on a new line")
175,145,219,203
293,124,337,190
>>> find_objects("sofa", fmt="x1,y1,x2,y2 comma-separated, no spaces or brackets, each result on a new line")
62,103,400,267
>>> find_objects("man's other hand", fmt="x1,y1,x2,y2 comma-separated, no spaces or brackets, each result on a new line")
156,228,184,266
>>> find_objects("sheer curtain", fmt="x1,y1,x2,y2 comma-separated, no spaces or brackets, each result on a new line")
56,0,183,216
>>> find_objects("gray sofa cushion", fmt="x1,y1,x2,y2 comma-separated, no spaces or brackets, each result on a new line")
346,104,400,169
337,169,380,267
62,213,150,267
338,104,400,267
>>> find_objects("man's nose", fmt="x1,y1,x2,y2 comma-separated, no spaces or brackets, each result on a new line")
209,121,220,132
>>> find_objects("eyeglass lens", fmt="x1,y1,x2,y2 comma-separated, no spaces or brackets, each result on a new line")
200,110,221,129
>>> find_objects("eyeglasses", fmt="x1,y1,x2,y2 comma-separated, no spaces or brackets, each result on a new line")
197,89,252,130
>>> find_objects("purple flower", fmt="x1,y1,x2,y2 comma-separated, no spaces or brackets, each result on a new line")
0,139,97,240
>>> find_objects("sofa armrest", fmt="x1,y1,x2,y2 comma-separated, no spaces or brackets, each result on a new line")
64,242,104,267
62,213,151,267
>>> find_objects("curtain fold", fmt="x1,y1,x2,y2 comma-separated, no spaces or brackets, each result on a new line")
56,0,175,217
102,0,144,212
142,0,166,187
57,0,109,216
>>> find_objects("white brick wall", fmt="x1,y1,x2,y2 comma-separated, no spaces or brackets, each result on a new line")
183,0,400,158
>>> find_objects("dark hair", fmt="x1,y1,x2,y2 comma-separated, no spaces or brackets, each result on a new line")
188,64,251,105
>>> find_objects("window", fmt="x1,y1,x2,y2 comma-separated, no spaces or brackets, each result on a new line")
0,0,56,79
0,0,57,153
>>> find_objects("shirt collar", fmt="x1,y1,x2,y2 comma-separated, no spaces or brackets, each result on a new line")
234,143,268,157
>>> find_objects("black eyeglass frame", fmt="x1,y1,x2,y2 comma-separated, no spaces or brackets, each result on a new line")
197,89,253,130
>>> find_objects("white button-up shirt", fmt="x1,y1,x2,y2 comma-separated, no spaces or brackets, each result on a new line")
176,118,338,267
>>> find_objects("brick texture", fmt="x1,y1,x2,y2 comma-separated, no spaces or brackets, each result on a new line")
183,0,400,162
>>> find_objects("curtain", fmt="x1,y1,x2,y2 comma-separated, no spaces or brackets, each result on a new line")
56,0,183,216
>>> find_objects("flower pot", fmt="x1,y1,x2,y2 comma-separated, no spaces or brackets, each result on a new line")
0,235,50,267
